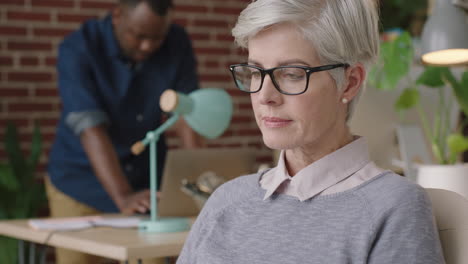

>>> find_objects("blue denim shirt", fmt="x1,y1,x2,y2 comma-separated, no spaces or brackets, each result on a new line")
48,15,198,212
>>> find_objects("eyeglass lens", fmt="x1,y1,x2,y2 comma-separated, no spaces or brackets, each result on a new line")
232,66,308,94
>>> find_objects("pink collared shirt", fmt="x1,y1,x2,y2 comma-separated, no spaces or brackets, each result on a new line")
260,137,388,201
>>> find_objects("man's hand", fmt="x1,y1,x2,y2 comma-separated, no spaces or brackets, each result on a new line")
116,189,151,215
81,126,153,214
116,190,162,215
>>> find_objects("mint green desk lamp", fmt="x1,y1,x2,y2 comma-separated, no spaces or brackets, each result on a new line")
131,88,233,232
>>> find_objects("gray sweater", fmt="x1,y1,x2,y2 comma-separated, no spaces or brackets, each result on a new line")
177,172,444,264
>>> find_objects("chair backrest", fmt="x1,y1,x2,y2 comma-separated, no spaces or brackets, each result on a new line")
425,188,468,264
158,148,258,217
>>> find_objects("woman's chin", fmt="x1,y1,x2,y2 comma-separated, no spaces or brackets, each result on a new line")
262,133,296,150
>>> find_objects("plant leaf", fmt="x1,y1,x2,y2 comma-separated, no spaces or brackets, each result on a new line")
5,123,23,167
452,70,468,117
369,32,413,91
0,236,18,264
462,71,468,88
447,133,468,156
367,63,382,89
416,66,449,87
27,122,42,169
28,183,47,217
4,122,27,185
395,88,420,111
0,206,7,220
431,141,446,164
380,32,413,91
0,188,16,219
10,192,30,219
0,164,19,192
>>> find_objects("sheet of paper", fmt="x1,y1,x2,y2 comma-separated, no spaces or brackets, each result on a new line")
93,217,141,228
28,216,141,231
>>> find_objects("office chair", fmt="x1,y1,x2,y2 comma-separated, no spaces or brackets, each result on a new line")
425,188,468,264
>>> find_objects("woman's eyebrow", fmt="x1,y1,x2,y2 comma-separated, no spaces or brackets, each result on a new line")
246,59,312,67
277,59,310,66
247,59,263,67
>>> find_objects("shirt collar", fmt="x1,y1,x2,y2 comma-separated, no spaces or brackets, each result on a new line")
261,150,292,199
102,14,161,71
102,14,121,59
261,136,371,201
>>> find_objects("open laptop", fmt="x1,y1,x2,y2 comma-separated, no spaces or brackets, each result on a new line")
158,148,258,217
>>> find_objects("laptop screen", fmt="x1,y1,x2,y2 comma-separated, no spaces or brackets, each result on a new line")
158,148,258,217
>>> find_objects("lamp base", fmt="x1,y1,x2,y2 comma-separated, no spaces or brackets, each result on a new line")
139,218,190,233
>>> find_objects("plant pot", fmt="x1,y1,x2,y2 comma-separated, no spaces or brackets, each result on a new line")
417,163,468,200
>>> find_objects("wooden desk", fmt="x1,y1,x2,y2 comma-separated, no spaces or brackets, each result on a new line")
0,218,193,261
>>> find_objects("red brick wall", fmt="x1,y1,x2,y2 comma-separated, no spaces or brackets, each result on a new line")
0,0,272,176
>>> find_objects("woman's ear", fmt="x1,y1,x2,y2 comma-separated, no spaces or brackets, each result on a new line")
342,63,366,101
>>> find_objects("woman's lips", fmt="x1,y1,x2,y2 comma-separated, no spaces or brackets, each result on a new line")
262,117,292,128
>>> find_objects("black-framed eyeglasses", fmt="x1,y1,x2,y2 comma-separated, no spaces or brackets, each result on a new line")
229,63,349,95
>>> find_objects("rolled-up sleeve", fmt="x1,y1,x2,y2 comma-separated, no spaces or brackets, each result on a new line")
57,43,109,135
65,111,109,136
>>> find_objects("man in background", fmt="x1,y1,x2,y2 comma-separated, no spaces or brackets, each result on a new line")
47,0,200,263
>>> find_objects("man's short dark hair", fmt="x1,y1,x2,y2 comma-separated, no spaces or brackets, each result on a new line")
119,0,173,16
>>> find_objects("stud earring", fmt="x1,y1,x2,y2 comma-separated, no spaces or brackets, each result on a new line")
342,98,348,104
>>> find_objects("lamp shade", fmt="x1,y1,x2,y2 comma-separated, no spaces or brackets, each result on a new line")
421,0,468,65
160,88,233,139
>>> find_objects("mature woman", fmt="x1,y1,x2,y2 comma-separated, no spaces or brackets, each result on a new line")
177,0,444,263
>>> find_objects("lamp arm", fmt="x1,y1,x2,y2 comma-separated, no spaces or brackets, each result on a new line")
143,114,180,145
131,114,180,155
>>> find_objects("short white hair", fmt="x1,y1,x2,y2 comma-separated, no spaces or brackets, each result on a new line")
232,0,380,121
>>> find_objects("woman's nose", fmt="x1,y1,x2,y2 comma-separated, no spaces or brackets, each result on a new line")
257,74,282,106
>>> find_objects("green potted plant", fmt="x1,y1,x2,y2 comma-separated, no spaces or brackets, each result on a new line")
0,122,47,264
369,31,468,164
368,31,468,198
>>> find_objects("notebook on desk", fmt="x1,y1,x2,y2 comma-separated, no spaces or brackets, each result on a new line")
158,148,258,217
